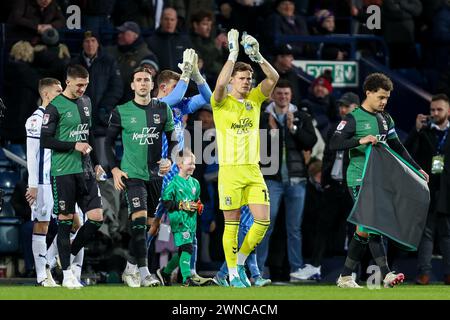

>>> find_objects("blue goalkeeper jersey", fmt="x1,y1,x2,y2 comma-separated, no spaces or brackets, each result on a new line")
155,81,212,218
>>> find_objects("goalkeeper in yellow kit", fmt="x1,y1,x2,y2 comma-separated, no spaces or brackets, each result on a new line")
210,29,279,287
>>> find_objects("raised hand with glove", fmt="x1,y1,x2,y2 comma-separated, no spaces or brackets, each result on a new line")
179,48,196,82
240,32,264,64
190,52,206,85
227,28,239,62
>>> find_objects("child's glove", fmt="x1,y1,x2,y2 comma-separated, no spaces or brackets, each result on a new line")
196,200,203,215
179,200,197,212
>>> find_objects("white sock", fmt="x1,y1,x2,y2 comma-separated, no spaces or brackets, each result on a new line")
139,266,151,281
125,261,138,273
32,234,48,283
191,268,197,276
228,267,238,280
47,236,58,268
63,269,74,280
72,248,84,281
237,252,248,266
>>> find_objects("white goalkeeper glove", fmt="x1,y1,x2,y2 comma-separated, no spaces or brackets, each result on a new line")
241,32,263,64
227,29,239,62
179,48,195,82
190,52,205,85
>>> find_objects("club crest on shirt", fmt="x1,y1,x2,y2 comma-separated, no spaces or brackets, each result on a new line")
132,197,140,208
364,123,371,130
43,114,50,125
59,201,66,211
192,187,196,195
382,119,388,130
83,107,90,117
131,117,137,124
244,101,252,111
182,231,190,240
337,120,347,131
66,112,73,118
153,114,160,124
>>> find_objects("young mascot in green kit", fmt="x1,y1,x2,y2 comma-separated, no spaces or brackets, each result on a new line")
160,149,203,286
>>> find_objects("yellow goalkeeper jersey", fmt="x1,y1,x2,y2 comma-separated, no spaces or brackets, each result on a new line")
210,85,268,166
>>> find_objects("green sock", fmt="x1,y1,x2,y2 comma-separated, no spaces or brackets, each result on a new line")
163,253,180,275
179,251,192,282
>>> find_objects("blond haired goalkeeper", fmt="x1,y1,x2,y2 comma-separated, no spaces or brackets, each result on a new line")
210,29,279,288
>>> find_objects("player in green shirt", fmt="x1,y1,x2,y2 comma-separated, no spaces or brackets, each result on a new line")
329,73,429,288
159,149,203,286
41,65,105,289
105,66,176,287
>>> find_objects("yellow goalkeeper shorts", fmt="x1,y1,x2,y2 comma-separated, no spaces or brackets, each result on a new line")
218,164,269,211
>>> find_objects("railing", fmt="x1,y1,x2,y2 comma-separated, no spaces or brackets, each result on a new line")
274,33,390,66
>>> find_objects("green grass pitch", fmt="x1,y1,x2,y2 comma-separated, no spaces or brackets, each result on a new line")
0,284,449,300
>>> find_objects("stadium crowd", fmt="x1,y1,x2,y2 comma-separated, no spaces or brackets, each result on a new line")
0,0,449,287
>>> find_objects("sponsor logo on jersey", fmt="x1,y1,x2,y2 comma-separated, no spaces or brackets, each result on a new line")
153,114,160,124
376,134,387,142
133,127,159,145
59,201,66,211
43,114,50,125
225,196,232,206
231,118,253,134
69,124,89,141
337,120,347,131
132,197,140,208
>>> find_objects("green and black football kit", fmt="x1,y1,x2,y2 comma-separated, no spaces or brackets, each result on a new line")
41,94,102,215
41,93,103,271
330,106,421,189
106,99,176,217
329,106,424,279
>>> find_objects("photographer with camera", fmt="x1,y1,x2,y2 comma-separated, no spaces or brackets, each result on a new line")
405,94,450,285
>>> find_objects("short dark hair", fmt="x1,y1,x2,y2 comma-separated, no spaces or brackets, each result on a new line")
38,77,61,94
274,79,292,91
191,9,214,25
157,70,180,86
132,66,153,81
231,62,253,77
363,73,393,93
66,64,89,79
431,93,449,104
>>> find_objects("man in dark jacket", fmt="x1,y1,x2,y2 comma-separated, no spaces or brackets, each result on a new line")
72,31,123,169
146,7,192,71
8,0,66,45
405,94,450,285
300,74,339,140
257,79,317,280
107,21,158,104
189,9,224,85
